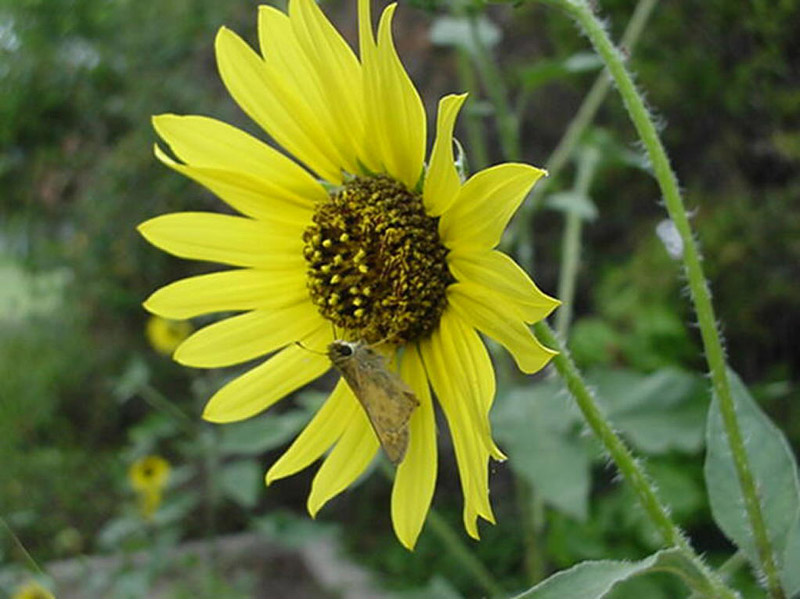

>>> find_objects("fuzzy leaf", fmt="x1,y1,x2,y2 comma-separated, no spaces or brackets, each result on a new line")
220,459,262,508
511,547,711,599
704,368,800,594
590,368,706,454
493,380,591,520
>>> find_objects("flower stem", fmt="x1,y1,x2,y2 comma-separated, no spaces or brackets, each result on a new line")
533,321,738,599
426,508,506,599
456,46,490,170
1,517,45,576
466,13,521,161
543,1,784,596
555,146,598,339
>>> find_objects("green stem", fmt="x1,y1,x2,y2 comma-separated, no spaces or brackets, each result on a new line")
202,426,221,598
455,47,490,170
512,0,658,273
533,322,738,599
466,13,521,160
1,517,45,576
427,509,506,599
518,481,546,585
377,462,504,597
529,0,657,208
688,552,748,599
546,2,784,597
140,383,196,435
555,147,598,338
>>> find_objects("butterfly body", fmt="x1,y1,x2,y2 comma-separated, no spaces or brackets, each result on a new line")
327,340,419,465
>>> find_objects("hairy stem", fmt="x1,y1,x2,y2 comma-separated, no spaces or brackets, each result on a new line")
542,1,783,596
534,322,738,599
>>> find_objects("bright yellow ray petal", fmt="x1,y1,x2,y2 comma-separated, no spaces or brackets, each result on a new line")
448,249,560,323
454,317,506,462
174,302,323,368
421,310,495,538
288,0,369,170
448,282,558,374
358,0,375,61
362,3,426,188
215,26,344,182
266,378,358,484
257,4,361,175
439,163,546,250
154,145,313,226
144,269,308,320
307,393,380,516
391,344,437,550
202,325,332,423
152,114,325,204
424,94,467,216
137,212,304,269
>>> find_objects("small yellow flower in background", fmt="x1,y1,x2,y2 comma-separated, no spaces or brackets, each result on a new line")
145,315,192,355
139,0,559,549
128,455,170,520
12,581,54,599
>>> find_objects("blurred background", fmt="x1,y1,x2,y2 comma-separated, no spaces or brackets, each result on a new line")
1,0,798,597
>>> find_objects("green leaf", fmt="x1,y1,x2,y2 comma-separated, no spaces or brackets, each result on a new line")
590,368,706,454
254,509,339,549
429,15,501,55
518,52,603,91
218,409,310,456
113,356,151,402
493,380,591,520
783,516,800,597
545,191,598,221
512,548,711,599
220,459,263,509
704,368,800,594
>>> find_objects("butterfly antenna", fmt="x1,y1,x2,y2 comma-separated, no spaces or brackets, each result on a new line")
295,341,326,355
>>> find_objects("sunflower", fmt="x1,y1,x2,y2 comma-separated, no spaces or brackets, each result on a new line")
145,315,193,355
11,582,54,599
129,455,171,520
139,0,559,549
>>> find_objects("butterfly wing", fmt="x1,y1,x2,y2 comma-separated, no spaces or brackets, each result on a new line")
344,347,419,465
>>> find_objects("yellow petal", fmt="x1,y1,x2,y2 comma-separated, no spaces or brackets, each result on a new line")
307,390,380,516
154,145,312,227
420,310,496,538
138,212,304,269
287,0,369,170
391,344,437,550
358,0,375,62
439,163,546,250
152,114,324,202
202,325,332,423
448,282,557,374
256,5,361,175
447,249,560,323
423,94,467,216
174,302,323,368
215,26,344,182
267,378,358,484
144,269,309,320
362,3,426,188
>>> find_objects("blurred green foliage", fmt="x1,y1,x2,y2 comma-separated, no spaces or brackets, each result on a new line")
1,0,798,597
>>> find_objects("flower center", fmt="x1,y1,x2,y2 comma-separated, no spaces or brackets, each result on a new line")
303,176,452,345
